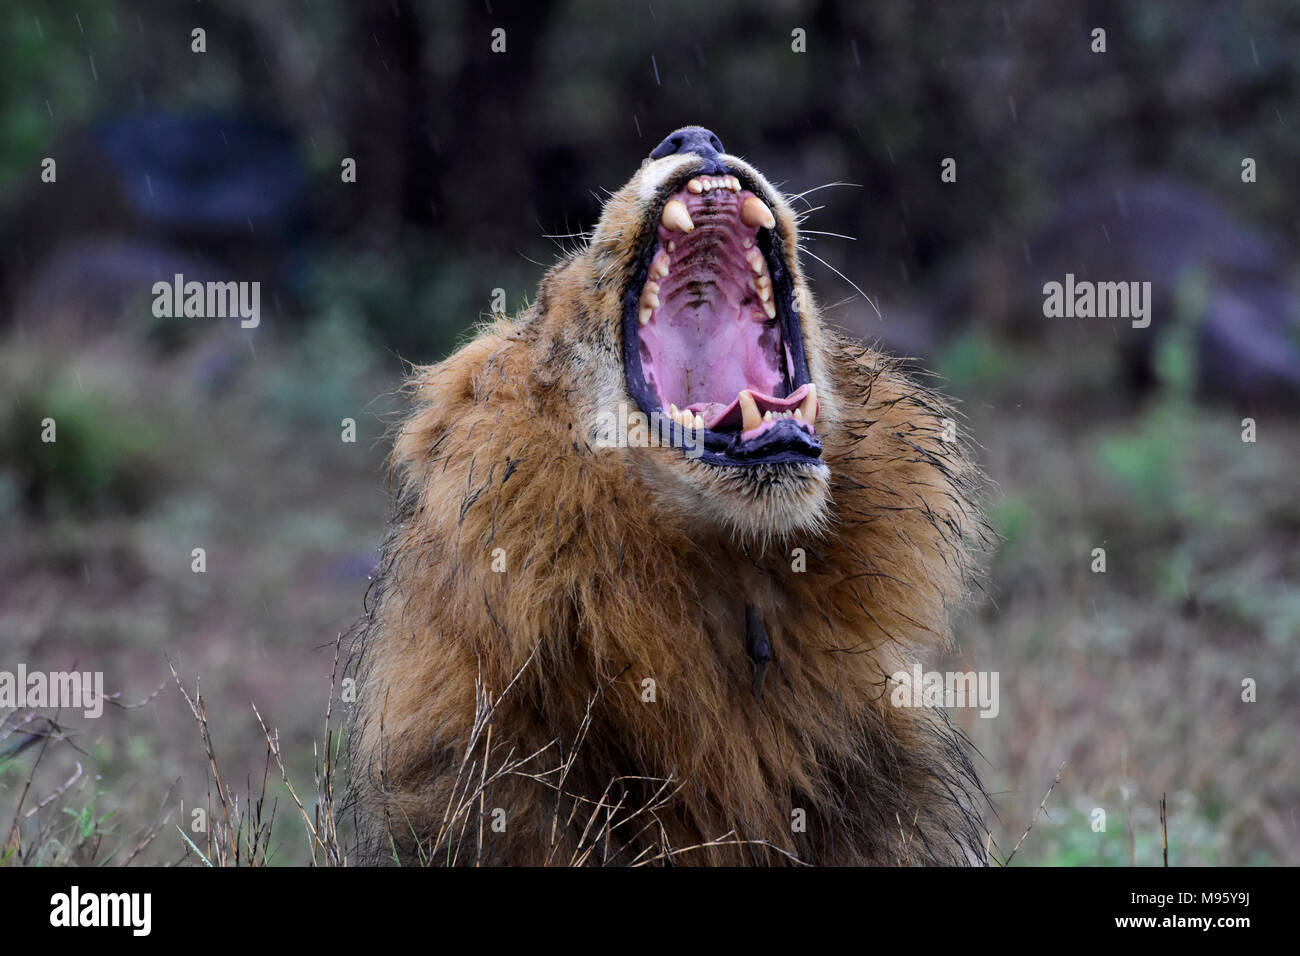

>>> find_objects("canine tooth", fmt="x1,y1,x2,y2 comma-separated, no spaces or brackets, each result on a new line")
687,178,703,194
746,249,765,274
762,299,776,319
741,196,776,230
738,389,761,432
661,199,694,232
800,383,818,425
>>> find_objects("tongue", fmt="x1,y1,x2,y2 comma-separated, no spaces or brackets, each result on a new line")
697,383,812,430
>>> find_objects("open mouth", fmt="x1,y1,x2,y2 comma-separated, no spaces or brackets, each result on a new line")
622,172,822,467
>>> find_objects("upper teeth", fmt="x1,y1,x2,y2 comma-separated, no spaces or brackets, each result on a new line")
746,248,777,319
650,250,671,279
639,275,659,325
741,196,776,230
661,199,694,233
665,200,696,234
687,175,741,194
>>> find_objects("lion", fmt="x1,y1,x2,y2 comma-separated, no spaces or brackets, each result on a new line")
349,126,990,865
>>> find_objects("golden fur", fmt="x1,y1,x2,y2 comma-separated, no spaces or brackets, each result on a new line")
349,140,989,865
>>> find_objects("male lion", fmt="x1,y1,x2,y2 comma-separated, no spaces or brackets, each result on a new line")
350,127,989,865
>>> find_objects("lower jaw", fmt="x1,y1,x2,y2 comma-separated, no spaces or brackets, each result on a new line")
698,421,824,466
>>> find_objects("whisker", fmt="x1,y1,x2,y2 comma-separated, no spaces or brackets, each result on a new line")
821,295,859,312
793,204,826,222
788,181,863,204
800,229,857,241
798,247,883,319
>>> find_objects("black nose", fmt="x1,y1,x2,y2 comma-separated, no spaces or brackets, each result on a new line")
650,126,727,171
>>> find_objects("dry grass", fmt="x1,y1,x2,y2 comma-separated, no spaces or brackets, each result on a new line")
168,634,347,867
358,649,805,866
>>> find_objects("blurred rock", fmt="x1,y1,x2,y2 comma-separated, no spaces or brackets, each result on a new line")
2,109,308,329
12,237,212,336
92,110,305,237
1024,177,1300,403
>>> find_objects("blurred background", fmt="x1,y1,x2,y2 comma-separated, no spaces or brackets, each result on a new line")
1,0,1297,865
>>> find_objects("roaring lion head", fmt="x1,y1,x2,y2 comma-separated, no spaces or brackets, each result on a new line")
533,126,834,541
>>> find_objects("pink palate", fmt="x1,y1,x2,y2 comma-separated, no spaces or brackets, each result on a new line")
637,188,785,422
